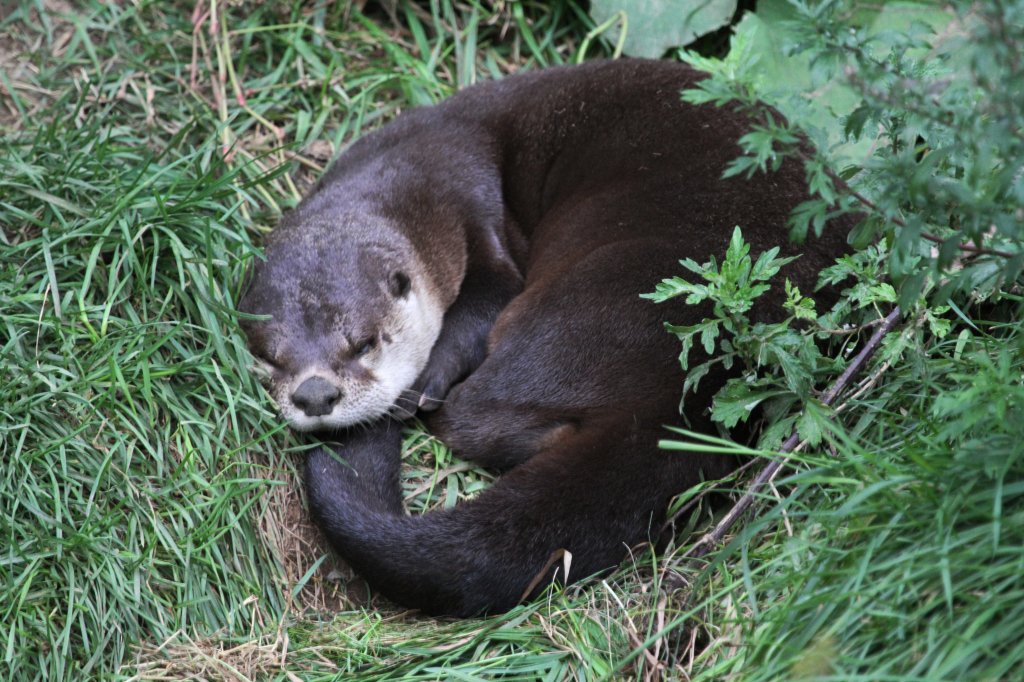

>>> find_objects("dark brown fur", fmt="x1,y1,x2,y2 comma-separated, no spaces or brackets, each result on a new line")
239,60,852,615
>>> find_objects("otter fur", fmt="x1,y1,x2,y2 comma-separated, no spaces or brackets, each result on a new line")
238,59,852,616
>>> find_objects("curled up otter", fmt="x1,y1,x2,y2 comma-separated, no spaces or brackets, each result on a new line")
238,59,853,616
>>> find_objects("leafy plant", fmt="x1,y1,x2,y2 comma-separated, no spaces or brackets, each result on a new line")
645,1,1024,679
644,227,838,447
679,0,1024,307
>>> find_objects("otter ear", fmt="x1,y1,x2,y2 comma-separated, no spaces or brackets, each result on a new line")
388,270,411,298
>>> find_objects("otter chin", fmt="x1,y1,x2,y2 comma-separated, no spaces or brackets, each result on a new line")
237,59,854,616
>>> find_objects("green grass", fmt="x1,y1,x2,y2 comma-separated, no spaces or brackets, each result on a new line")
685,316,1024,681
2,0,1022,680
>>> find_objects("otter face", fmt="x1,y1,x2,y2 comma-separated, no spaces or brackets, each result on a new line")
238,222,444,432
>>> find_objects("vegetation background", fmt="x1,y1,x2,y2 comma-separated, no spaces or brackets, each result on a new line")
1,0,1021,680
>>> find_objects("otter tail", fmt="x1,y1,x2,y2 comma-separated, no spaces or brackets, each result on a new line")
304,416,704,616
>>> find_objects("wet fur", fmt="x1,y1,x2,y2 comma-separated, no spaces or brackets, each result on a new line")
241,60,853,616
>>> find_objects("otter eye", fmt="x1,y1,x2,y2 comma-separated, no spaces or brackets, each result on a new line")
355,336,377,357
389,271,411,298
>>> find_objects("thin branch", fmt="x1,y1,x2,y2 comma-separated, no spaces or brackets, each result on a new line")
684,305,904,559
712,47,1015,269
834,358,894,415
657,457,760,540
810,152,1017,260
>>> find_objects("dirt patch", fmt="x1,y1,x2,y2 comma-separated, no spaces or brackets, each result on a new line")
256,452,407,614
258,459,356,613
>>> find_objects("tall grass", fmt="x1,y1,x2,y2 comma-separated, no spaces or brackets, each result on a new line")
2,1,1021,680
0,1,627,678
1,17,289,678
688,314,1024,680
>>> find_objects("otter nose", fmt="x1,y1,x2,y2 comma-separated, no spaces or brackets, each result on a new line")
291,376,341,417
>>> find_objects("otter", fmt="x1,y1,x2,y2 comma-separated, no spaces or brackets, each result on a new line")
238,59,852,616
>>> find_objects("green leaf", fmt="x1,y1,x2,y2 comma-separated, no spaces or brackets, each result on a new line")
700,319,720,354
678,257,705,276
667,318,720,370
787,199,832,241
784,279,818,320
681,360,713,409
751,247,798,283
757,413,798,450
641,276,709,303
844,102,873,140
897,271,927,310
726,226,749,267
796,405,826,446
589,0,739,58
712,380,773,428
869,283,899,304
678,333,696,372
926,307,952,338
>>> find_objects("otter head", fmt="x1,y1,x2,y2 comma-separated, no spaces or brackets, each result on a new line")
238,213,444,431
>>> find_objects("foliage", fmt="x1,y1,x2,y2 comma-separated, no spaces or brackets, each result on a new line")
642,0,1024,679
644,227,838,447
688,311,1024,681
680,0,1024,306
589,0,738,58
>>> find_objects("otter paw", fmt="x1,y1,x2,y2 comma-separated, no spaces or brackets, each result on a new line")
411,282,513,413
412,338,485,413
412,362,464,412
